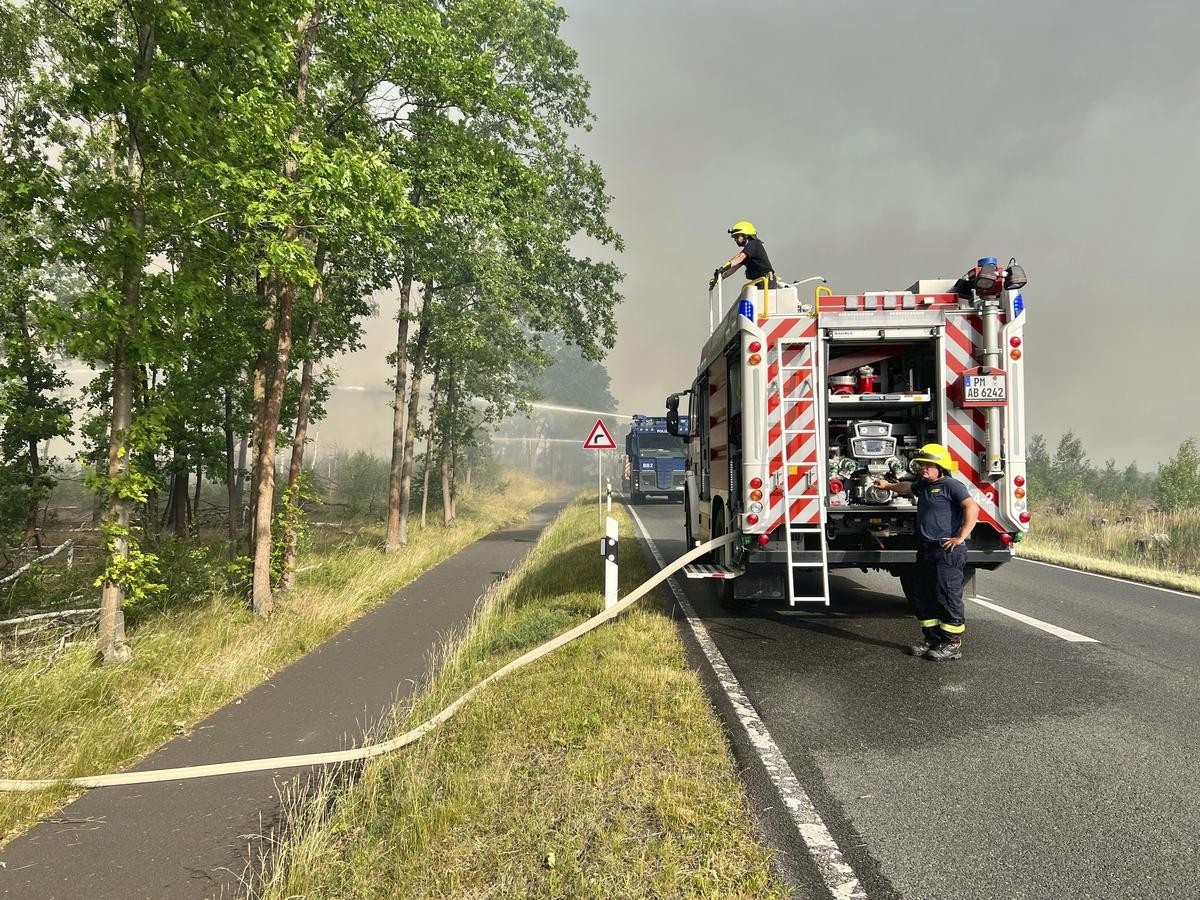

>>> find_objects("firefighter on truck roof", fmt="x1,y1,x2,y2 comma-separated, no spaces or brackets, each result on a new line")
874,444,979,661
710,221,777,289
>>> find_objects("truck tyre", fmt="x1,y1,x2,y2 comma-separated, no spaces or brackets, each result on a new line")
684,493,695,549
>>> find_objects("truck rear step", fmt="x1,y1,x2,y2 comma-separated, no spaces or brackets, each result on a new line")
682,564,743,579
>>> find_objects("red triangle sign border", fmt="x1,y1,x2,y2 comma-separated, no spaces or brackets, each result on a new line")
582,418,617,450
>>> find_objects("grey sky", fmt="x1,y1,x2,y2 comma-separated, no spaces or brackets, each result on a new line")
549,0,1199,469
326,0,1198,469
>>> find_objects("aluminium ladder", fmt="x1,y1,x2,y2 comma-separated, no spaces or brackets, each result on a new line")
775,338,831,605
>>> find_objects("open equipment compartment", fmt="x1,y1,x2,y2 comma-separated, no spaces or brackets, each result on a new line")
823,335,941,546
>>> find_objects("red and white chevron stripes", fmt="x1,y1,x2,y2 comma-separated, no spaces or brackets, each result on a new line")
761,317,822,532
943,313,1004,531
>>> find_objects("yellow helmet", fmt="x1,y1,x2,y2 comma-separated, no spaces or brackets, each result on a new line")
911,443,958,473
728,220,757,237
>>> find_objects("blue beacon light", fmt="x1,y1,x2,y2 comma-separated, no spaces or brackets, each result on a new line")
738,299,754,319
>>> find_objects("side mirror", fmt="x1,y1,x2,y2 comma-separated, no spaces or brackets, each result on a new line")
665,392,684,437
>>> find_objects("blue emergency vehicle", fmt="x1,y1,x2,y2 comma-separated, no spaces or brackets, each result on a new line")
622,414,688,504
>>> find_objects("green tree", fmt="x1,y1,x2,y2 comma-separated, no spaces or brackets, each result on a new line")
380,0,624,549
1153,438,1200,513
1026,433,1052,507
1096,458,1122,505
0,9,73,550
1051,430,1090,508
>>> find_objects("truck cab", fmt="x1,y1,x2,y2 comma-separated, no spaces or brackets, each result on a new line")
623,414,689,504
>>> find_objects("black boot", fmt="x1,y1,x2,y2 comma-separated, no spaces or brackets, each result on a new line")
909,627,940,657
926,636,963,661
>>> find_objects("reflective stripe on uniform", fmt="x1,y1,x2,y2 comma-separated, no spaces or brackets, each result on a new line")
919,618,941,628
938,621,966,634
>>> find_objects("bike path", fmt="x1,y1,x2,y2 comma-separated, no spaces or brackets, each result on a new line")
0,500,567,899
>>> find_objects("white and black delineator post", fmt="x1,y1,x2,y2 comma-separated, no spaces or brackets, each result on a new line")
606,478,612,512
601,515,618,609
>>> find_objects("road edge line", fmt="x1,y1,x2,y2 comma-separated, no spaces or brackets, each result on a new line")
627,505,867,900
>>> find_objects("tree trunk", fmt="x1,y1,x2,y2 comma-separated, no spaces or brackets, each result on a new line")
172,468,189,539
99,338,134,665
281,243,326,591
24,438,42,551
91,454,105,528
98,20,155,665
251,3,319,615
248,275,271,550
440,446,452,527
16,298,42,550
250,278,296,616
225,388,238,540
444,363,458,524
235,431,248,527
161,480,174,529
420,377,440,530
136,366,158,536
397,283,434,546
385,267,415,552
191,463,201,525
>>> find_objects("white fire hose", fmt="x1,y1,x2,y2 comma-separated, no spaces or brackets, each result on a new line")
0,532,737,792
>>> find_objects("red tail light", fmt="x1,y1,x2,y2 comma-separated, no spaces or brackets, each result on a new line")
1000,533,1013,545
748,340,762,353
1019,512,1031,524
1014,475,1025,487
749,477,763,489
1010,336,1022,348
757,533,770,546
746,513,759,525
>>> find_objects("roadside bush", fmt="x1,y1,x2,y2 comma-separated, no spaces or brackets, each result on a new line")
124,537,229,624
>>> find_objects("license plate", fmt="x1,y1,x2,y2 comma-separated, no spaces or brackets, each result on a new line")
964,374,1006,402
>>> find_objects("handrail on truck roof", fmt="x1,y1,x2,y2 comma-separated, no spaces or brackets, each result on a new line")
708,275,828,335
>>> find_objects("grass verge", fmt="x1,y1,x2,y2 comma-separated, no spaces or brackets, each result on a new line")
257,498,789,899
0,473,560,844
1016,542,1200,594
1019,506,1200,595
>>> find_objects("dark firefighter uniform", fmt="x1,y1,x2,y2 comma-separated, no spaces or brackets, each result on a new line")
739,235,776,285
900,475,971,644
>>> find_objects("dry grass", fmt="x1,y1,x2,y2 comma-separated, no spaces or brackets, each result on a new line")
0,474,561,843
257,499,789,900
1021,504,1200,594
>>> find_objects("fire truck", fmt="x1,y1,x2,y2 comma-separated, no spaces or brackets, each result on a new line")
665,260,1030,606
622,414,689,504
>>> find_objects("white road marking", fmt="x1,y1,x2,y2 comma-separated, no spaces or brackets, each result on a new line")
971,595,1100,643
1014,556,1199,600
628,506,867,900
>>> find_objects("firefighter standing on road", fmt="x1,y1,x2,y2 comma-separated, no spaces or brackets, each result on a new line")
710,221,777,289
874,444,979,661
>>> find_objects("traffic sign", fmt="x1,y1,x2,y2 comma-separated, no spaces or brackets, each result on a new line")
583,418,617,450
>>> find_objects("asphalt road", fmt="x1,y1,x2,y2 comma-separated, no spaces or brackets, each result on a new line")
0,501,566,900
629,499,1200,900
